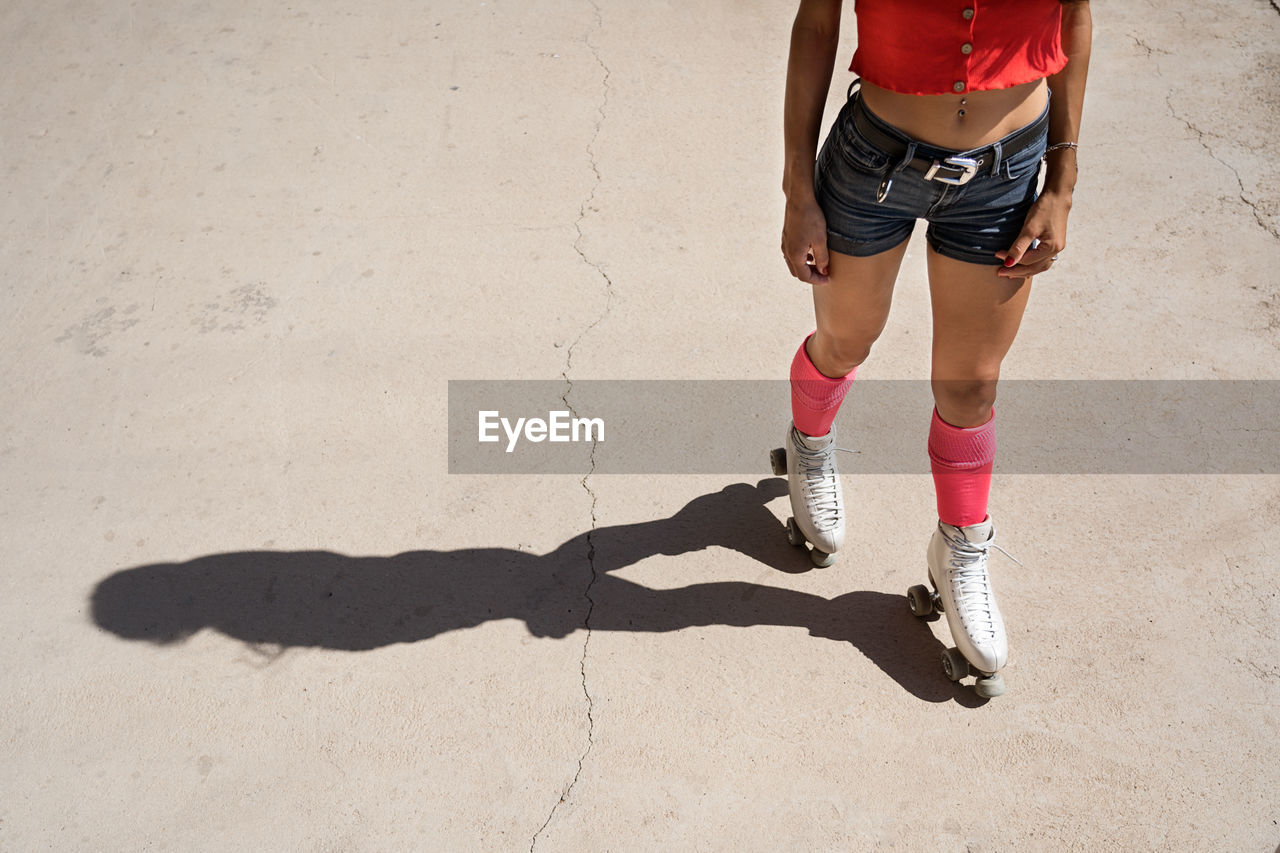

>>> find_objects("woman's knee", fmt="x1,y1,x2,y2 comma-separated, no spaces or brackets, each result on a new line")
932,376,999,426
809,329,878,377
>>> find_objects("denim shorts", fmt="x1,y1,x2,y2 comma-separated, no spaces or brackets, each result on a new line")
814,86,1049,266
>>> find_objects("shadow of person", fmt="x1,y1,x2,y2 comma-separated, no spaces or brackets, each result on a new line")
91,478,981,704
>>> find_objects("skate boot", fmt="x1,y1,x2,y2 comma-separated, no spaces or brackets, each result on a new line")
768,424,845,567
908,517,1008,698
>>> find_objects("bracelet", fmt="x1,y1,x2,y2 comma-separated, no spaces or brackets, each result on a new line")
1043,141,1079,157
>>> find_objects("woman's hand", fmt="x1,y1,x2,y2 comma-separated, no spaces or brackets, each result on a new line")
782,196,832,285
780,2,841,284
995,187,1072,278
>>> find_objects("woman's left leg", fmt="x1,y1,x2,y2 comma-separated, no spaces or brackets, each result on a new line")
927,246,1033,518
923,246,1034,681
928,248,1031,411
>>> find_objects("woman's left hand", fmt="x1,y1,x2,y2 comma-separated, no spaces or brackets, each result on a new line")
995,187,1073,278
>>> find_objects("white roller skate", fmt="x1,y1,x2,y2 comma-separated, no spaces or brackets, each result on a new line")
768,424,845,567
906,517,1010,698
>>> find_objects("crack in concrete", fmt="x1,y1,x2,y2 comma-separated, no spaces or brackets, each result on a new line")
531,1,612,848
1163,90,1279,241
1128,35,1168,58
1128,33,1278,241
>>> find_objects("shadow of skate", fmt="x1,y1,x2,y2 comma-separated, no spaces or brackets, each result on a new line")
91,478,983,704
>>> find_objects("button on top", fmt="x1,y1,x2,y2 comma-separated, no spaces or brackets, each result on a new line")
962,8,975,19
960,42,973,55
953,81,965,93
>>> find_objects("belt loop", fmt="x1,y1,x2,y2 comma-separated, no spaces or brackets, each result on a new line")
847,77,861,102
989,140,1003,177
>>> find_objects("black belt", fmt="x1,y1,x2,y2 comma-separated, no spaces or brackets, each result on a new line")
850,94,1046,187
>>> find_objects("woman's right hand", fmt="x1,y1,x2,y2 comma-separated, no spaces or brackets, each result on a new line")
781,195,831,285
781,0,841,285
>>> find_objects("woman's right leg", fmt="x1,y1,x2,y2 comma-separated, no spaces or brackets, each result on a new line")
793,239,909,427
810,243,909,374
785,240,908,564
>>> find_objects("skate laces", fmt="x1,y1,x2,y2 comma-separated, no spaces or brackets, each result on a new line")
793,433,841,530
942,527,1021,641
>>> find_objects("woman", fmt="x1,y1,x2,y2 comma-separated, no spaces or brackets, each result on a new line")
775,0,1092,697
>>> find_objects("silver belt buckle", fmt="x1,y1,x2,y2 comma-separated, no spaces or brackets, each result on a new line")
924,155,979,186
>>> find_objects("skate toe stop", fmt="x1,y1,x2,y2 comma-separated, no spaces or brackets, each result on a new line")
809,548,836,568
974,672,1005,698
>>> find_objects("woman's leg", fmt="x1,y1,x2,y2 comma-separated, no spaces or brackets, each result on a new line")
922,246,1032,681
808,242,909,377
792,240,909,433
926,247,1033,525
783,241,908,565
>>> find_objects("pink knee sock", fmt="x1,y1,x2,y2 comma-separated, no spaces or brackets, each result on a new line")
790,334,856,437
928,406,995,527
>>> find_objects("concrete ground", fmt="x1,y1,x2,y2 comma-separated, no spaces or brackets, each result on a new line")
3,0,1278,850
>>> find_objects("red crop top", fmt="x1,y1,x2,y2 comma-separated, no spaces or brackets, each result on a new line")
849,0,1068,96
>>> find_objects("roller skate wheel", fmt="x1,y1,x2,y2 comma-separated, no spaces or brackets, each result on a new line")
941,647,969,682
785,517,803,547
906,584,934,617
974,672,1005,698
809,548,836,568
769,447,787,476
